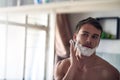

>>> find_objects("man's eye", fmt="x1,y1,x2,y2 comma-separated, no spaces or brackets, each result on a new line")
92,35,99,39
82,33,89,37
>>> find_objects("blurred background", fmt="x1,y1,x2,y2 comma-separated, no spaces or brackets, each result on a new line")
0,0,120,80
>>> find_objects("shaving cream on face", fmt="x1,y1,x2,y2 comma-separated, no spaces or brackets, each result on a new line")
75,42,96,56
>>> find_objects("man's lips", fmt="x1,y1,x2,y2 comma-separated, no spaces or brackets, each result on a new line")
83,45,92,49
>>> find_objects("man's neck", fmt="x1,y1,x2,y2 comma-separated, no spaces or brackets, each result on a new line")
80,53,97,65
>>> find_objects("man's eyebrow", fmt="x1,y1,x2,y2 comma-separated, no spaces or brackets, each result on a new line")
82,31,89,34
82,31,100,37
93,34,100,37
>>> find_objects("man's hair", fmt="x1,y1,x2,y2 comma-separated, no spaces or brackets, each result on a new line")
75,17,103,34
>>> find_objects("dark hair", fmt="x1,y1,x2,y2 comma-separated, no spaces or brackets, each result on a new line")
75,17,103,34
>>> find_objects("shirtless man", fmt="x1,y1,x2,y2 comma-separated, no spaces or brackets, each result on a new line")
54,17,120,80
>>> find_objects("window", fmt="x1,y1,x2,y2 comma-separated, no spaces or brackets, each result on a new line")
0,13,55,80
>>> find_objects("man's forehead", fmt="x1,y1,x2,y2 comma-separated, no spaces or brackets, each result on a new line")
82,31,100,36
79,24,101,35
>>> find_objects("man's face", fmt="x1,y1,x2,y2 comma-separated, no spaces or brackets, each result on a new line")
75,24,101,49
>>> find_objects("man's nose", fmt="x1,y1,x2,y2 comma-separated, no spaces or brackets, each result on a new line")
86,36,92,42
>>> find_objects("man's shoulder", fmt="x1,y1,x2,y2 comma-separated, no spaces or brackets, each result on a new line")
96,55,117,70
56,58,70,69
54,58,70,79
96,56,117,68
95,55,119,79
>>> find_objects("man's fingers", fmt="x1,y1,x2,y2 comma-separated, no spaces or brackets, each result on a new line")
69,40,76,58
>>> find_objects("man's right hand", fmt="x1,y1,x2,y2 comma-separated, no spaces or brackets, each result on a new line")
69,40,83,70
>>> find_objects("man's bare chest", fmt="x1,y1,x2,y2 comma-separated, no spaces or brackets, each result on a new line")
73,67,104,80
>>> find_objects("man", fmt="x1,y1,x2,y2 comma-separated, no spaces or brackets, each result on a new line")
54,17,120,80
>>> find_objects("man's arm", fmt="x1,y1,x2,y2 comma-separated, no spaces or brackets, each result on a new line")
54,40,82,80
54,61,64,80
119,73,120,80
54,58,78,80
101,68,119,80
62,64,78,80
54,59,70,80
109,67,119,80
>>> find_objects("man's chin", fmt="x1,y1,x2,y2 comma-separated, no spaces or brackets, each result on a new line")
81,53,93,57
